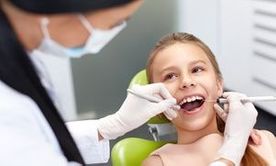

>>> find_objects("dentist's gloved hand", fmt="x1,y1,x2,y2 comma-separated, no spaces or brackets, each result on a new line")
213,92,258,166
215,99,261,146
97,83,179,140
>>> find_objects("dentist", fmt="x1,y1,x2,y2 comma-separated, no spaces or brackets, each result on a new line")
0,0,179,165
0,0,260,166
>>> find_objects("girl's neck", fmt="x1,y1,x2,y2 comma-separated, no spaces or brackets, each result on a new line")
177,116,220,144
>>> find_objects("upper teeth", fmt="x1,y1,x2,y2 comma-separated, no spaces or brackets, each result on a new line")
180,96,203,105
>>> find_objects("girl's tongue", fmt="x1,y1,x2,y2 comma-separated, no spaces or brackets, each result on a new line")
180,100,204,111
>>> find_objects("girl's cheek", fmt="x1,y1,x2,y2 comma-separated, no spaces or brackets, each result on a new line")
165,84,178,97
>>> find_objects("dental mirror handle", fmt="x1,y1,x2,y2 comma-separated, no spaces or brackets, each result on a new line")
127,89,161,103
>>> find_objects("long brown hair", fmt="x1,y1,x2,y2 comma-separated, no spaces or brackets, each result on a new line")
146,32,267,166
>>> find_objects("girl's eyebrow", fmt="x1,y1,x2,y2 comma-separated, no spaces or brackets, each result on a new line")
160,66,177,73
159,59,208,73
190,60,207,65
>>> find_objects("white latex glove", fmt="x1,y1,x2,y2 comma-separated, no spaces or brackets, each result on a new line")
97,83,179,140
214,92,258,166
214,102,261,146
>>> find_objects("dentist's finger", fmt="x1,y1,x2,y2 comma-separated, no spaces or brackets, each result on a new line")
249,130,262,145
163,109,177,120
214,103,228,121
171,105,180,111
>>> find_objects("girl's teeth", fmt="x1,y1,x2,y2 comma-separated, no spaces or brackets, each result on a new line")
180,96,204,105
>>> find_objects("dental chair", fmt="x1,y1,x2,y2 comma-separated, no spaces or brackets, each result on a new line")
111,70,176,166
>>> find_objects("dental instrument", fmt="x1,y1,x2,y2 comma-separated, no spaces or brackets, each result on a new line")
216,96,276,104
127,89,162,103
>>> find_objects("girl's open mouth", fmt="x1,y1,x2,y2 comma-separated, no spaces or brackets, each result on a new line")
179,95,205,112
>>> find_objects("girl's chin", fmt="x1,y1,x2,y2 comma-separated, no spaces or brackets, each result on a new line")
175,104,217,130
176,118,215,133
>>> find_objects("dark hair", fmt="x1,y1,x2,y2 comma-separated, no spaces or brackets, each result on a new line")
9,0,132,14
0,9,85,164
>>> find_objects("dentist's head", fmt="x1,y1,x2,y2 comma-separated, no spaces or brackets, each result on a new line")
1,0,143,57
0,1,143,163
0,0,144,122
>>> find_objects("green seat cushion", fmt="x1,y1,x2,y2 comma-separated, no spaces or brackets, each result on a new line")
111,137,168,166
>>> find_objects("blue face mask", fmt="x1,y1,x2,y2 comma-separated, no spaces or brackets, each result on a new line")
35,15,127,58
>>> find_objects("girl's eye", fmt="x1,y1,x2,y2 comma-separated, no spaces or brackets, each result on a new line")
192,66,204,73
164,73,177,81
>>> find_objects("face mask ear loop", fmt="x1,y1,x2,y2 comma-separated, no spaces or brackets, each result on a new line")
78,14,94,34
40,17,51,38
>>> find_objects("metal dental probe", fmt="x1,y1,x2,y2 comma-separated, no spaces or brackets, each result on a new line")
206,96,276,104
127,89,162,103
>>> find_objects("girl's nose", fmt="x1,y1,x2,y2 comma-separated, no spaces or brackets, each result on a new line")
180,75,196,89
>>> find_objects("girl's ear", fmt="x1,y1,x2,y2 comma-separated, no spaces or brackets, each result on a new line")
216,78,224,97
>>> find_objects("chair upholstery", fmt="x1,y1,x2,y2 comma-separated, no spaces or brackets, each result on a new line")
111,69,175,166
111,138,167,166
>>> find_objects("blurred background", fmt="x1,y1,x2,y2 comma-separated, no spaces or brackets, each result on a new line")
42,0,276,165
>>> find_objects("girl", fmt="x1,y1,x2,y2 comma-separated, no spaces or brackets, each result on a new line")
143,32,276,166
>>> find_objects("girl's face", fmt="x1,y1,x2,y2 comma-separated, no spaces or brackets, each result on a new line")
151,43,223,133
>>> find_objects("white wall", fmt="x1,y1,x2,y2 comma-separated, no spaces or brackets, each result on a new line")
177,0,219,55
219,0,276,115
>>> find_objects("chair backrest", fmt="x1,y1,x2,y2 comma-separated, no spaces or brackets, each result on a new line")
111,69,176,166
